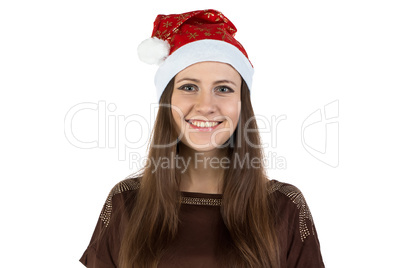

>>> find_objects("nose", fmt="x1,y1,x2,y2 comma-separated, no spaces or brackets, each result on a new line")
194,89,216,115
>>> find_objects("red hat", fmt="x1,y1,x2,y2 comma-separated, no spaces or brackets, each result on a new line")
138,9,254,99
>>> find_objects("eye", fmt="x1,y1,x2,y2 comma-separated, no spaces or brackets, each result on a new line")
178,84,198,92
215,86,234,93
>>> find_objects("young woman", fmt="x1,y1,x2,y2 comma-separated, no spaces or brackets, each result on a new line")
80,9,325,268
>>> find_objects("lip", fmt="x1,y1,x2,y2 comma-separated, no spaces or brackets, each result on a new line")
185,119,223,132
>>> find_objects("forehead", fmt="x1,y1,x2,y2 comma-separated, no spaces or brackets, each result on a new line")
175,61,241,83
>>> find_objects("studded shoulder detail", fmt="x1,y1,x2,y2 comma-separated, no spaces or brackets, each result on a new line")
99,178,140,227
269,180,315,242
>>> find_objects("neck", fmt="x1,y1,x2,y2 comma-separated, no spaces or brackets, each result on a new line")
178,143,228,194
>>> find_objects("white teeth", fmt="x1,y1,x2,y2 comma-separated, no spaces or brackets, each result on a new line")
190,121,219,128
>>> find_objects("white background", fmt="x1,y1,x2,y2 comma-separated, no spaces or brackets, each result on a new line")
1,0,401,267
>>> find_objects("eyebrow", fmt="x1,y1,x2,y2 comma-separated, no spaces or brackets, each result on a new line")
176,78,238,87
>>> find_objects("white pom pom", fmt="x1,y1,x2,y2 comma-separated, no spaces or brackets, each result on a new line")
137,37,170,65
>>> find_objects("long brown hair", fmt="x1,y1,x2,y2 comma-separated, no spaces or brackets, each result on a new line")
119,78,280,267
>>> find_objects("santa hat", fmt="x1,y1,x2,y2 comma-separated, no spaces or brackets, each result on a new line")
137,9,254,100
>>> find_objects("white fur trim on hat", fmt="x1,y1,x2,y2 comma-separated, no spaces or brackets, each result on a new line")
137,37,170,65
154,39,254,100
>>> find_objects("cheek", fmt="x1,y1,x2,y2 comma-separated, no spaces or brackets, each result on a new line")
171,108,183,130
223,100,241,128
171,101,189,131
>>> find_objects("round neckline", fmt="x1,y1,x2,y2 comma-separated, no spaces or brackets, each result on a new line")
180,191,222,198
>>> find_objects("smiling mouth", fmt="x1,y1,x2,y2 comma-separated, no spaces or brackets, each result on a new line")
185,119,223,129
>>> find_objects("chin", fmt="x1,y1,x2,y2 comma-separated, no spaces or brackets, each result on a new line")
180,138,228,153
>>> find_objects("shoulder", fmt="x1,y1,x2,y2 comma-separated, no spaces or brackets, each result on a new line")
106,174,141,199
99,174,141,227
268,179,307,209
268,180,308,208
80,175,142,266
268,180,325,266
268,179,315,242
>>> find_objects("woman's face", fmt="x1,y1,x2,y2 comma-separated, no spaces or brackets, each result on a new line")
171,61,242,152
